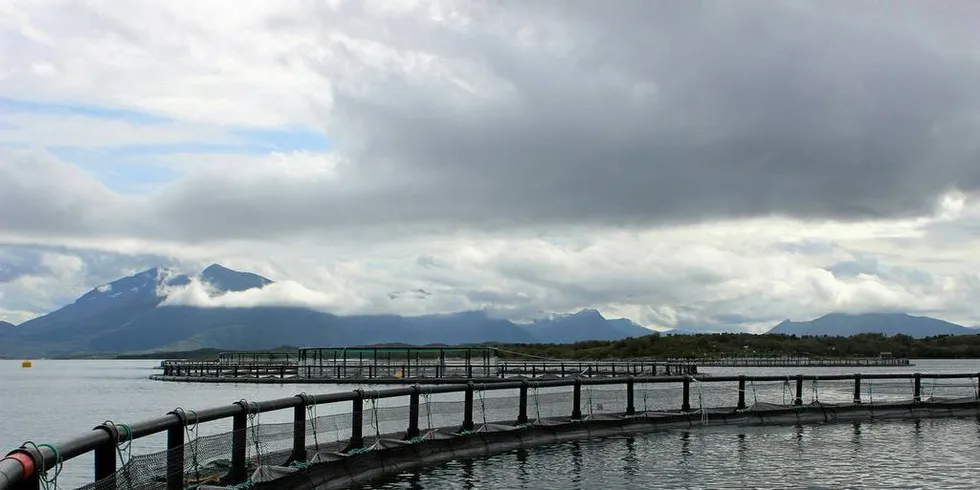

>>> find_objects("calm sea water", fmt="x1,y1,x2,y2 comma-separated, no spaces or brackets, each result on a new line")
359,419,980,489
1,359,979,489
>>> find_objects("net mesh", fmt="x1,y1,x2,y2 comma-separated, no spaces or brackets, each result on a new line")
61,377,980,490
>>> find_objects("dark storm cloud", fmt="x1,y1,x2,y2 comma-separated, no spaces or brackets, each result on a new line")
332,1,980,224
6,1,980,243
152,1,980,240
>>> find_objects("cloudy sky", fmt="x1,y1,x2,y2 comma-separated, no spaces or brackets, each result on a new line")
2,1,980,332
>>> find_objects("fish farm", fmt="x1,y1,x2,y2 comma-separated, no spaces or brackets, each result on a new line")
2,372,979,490
152,346,700,383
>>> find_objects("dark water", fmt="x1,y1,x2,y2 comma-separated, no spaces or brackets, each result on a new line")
360,418,980,489
3,359,980,489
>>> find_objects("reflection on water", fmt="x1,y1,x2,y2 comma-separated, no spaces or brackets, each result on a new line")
514,448,530,487
621,436,637,478
568,440,582,486
359,417,980,489
459,458,475,490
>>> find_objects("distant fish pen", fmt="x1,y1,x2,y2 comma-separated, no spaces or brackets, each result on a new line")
673,356,913,368
153,346,699,384
4,372,980,490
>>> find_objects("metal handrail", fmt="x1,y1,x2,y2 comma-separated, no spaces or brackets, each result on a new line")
1,372,977,490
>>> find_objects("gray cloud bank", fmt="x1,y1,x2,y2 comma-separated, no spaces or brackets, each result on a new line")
4,1,980,243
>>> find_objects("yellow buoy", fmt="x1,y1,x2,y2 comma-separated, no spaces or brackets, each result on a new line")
21,360,32,368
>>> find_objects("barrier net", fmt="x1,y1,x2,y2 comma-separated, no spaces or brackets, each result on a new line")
46,378,978,490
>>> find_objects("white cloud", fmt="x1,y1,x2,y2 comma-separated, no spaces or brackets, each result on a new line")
0,0,324,127
158,277,365,312
5,205,980,330
4,1,980,333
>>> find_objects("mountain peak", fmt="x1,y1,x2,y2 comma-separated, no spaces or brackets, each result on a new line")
202,263,233,275
80,266,187,301
199,264,273,293
571,308,605,320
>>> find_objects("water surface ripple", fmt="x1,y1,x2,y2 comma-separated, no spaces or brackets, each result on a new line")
359,418,980,489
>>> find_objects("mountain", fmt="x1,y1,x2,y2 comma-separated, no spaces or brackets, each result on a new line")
519,309,652,343
200,263,272,292
2,265,649,357
0,265,275,356
768,312,974,338
403,310,536,345
0,321,14,328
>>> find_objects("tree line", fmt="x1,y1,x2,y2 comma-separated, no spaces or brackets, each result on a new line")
489,332,980,360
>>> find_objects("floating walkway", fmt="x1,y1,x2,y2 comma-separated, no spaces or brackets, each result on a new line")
153,346,699,384
673,356,913,367
2,372,978,490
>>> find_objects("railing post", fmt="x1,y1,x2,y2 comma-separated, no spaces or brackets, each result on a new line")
737,375,746,410
350,390,365,450
165,411,186,490
682,377,691,412
462,382,475,432
853,374,862,405
572,379,583,420
93,423,118,489
291,395,308,463
913,373,921,403
231,401,248,483
517,381,529,425
794,375,804,406
406,386,421,439
626,377,636,416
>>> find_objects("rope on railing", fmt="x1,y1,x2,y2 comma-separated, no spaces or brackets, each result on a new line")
370,389,382,443
586,384,595,420
239,399,262,467
478,387,488,430
20,441,60,490
532,382,542,424
423,390,434,436
100,420,134,489
299,393,320,454
173,407,202,484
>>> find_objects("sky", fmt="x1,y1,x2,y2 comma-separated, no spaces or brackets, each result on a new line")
3,1,980,332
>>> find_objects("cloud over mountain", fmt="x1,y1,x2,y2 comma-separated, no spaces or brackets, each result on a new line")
3,2,980,330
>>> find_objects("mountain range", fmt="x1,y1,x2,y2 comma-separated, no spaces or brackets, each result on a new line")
1,264,978,358
767,312,976,338
0,264,652,357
